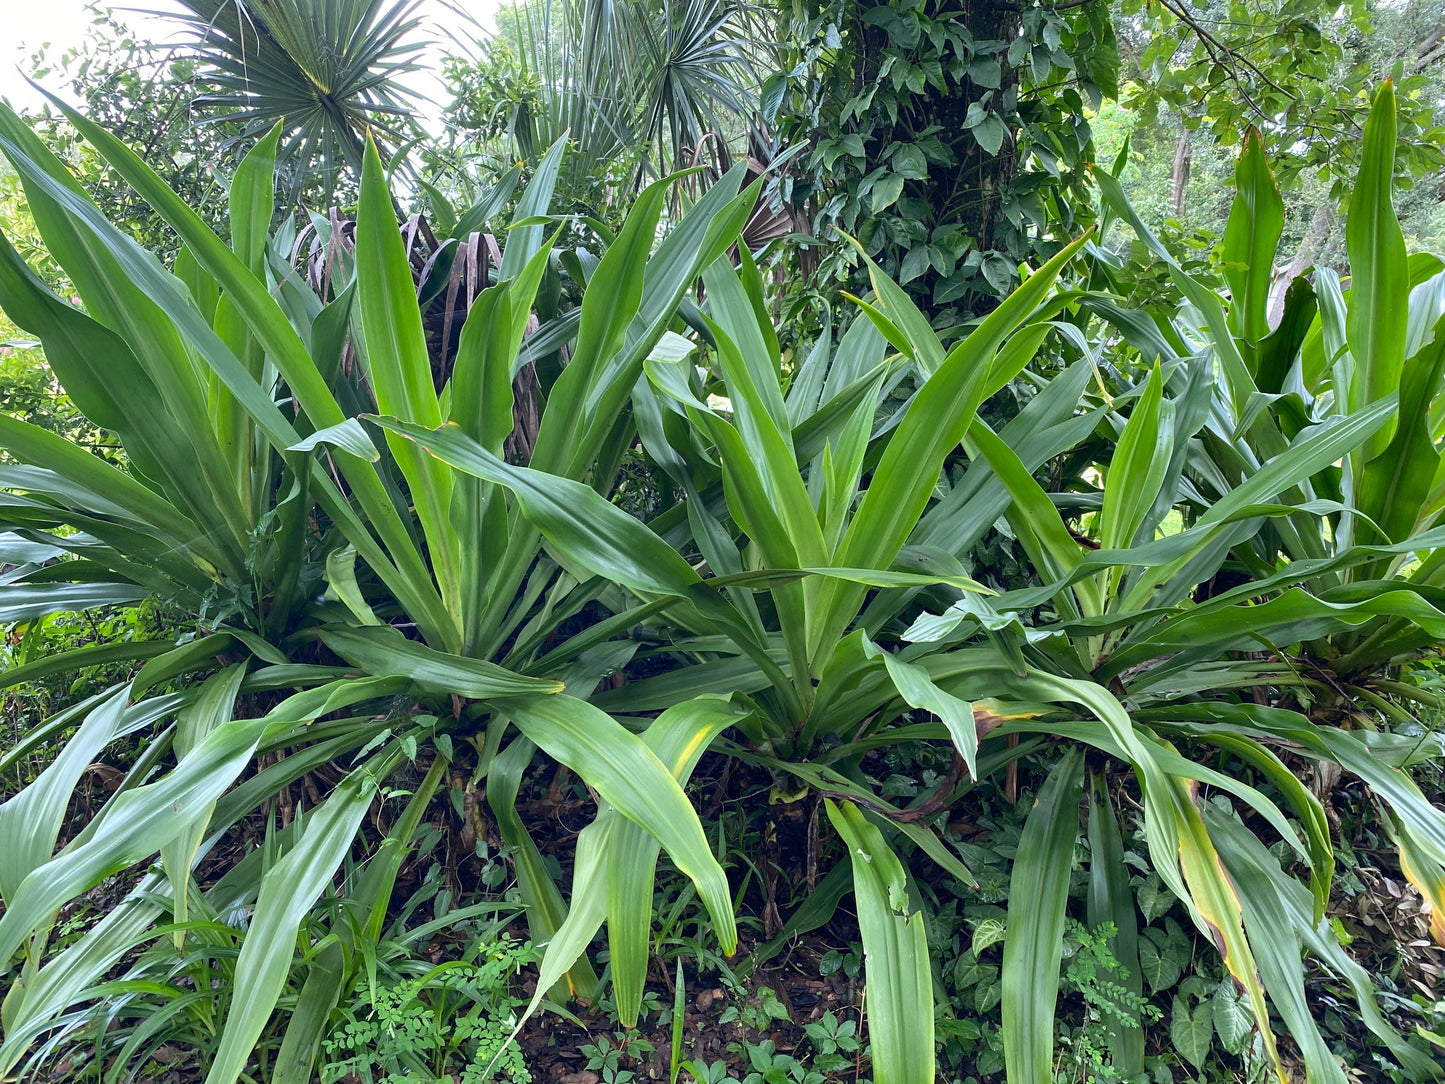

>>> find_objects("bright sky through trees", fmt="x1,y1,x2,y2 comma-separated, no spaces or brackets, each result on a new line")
0,0,499,126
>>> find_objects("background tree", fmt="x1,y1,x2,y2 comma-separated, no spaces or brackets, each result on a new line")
2,6,215,447
1097,0,1444,319
439,0,765,210
23,6,232,255
160,0,429,205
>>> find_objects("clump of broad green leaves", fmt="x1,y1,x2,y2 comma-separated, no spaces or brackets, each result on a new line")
0,89,756,1083
0,73,1443,1084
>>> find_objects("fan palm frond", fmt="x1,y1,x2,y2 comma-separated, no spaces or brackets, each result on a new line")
481,0,766,189
167,0,428,198
635,0,753,176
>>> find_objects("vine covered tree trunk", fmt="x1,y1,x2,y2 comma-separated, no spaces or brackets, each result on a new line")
947,0,1021,251
771,0,1119,319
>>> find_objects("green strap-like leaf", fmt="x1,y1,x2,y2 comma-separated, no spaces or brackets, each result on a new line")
30,95,455,649
501,692,737,955
863,635,978,778
1169,778,1285,1080
0,582,149,623
606,696,745,1025
1086,769,1145,1075
1345,81,1409,465
0,414,214,574
273,756,450,1084
530,177,667,476
813,231,1092,657
203,748,404,1084
1209,810,1442,1080
1002,748,1083,1083
1206,813,1348,1084
159,666,246,946
0,641,172,692
825,798,933,1084
1360,313,1445,547
0,690,127,909
968,418,1101,621
0,715,270,969
368,417,771,670
486,732,599,1001
319,624,563,698
1099,363,1172,556
1222,128,1285,351
0,109,252,558
0,230,247,574
356,137,460,622
1096,163,1256,399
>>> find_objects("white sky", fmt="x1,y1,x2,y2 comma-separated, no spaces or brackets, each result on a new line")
0,0,500,123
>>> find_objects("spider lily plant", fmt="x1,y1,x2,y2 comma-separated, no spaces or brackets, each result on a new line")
370,230,1116,1081
892,81,1445,1083
0,98,758,1082
372,84,1445,1084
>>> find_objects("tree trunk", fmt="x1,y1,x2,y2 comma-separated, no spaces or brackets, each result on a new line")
938,0,1021,253
1414,14,1445,70
1170,135,1192,217
1268,203,1334,327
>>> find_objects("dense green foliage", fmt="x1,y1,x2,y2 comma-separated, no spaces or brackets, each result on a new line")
764,0,1115,316
759,0,1445,323
0,2,1443,1082
23,8,233,253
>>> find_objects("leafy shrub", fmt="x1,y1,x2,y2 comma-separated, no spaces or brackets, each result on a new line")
0,96,755,1083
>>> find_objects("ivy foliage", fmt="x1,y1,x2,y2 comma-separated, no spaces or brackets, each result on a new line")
767,0,1445,319
765,0,1118,320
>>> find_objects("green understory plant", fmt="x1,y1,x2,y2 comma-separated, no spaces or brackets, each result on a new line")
320,937,535,1083
1,58,1444,1084
0,95,759,1084
365,224,1092,1079
358,229,1305,1084
895,80,1445,1084
370,82,1445,1084
867,83,1445,1084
